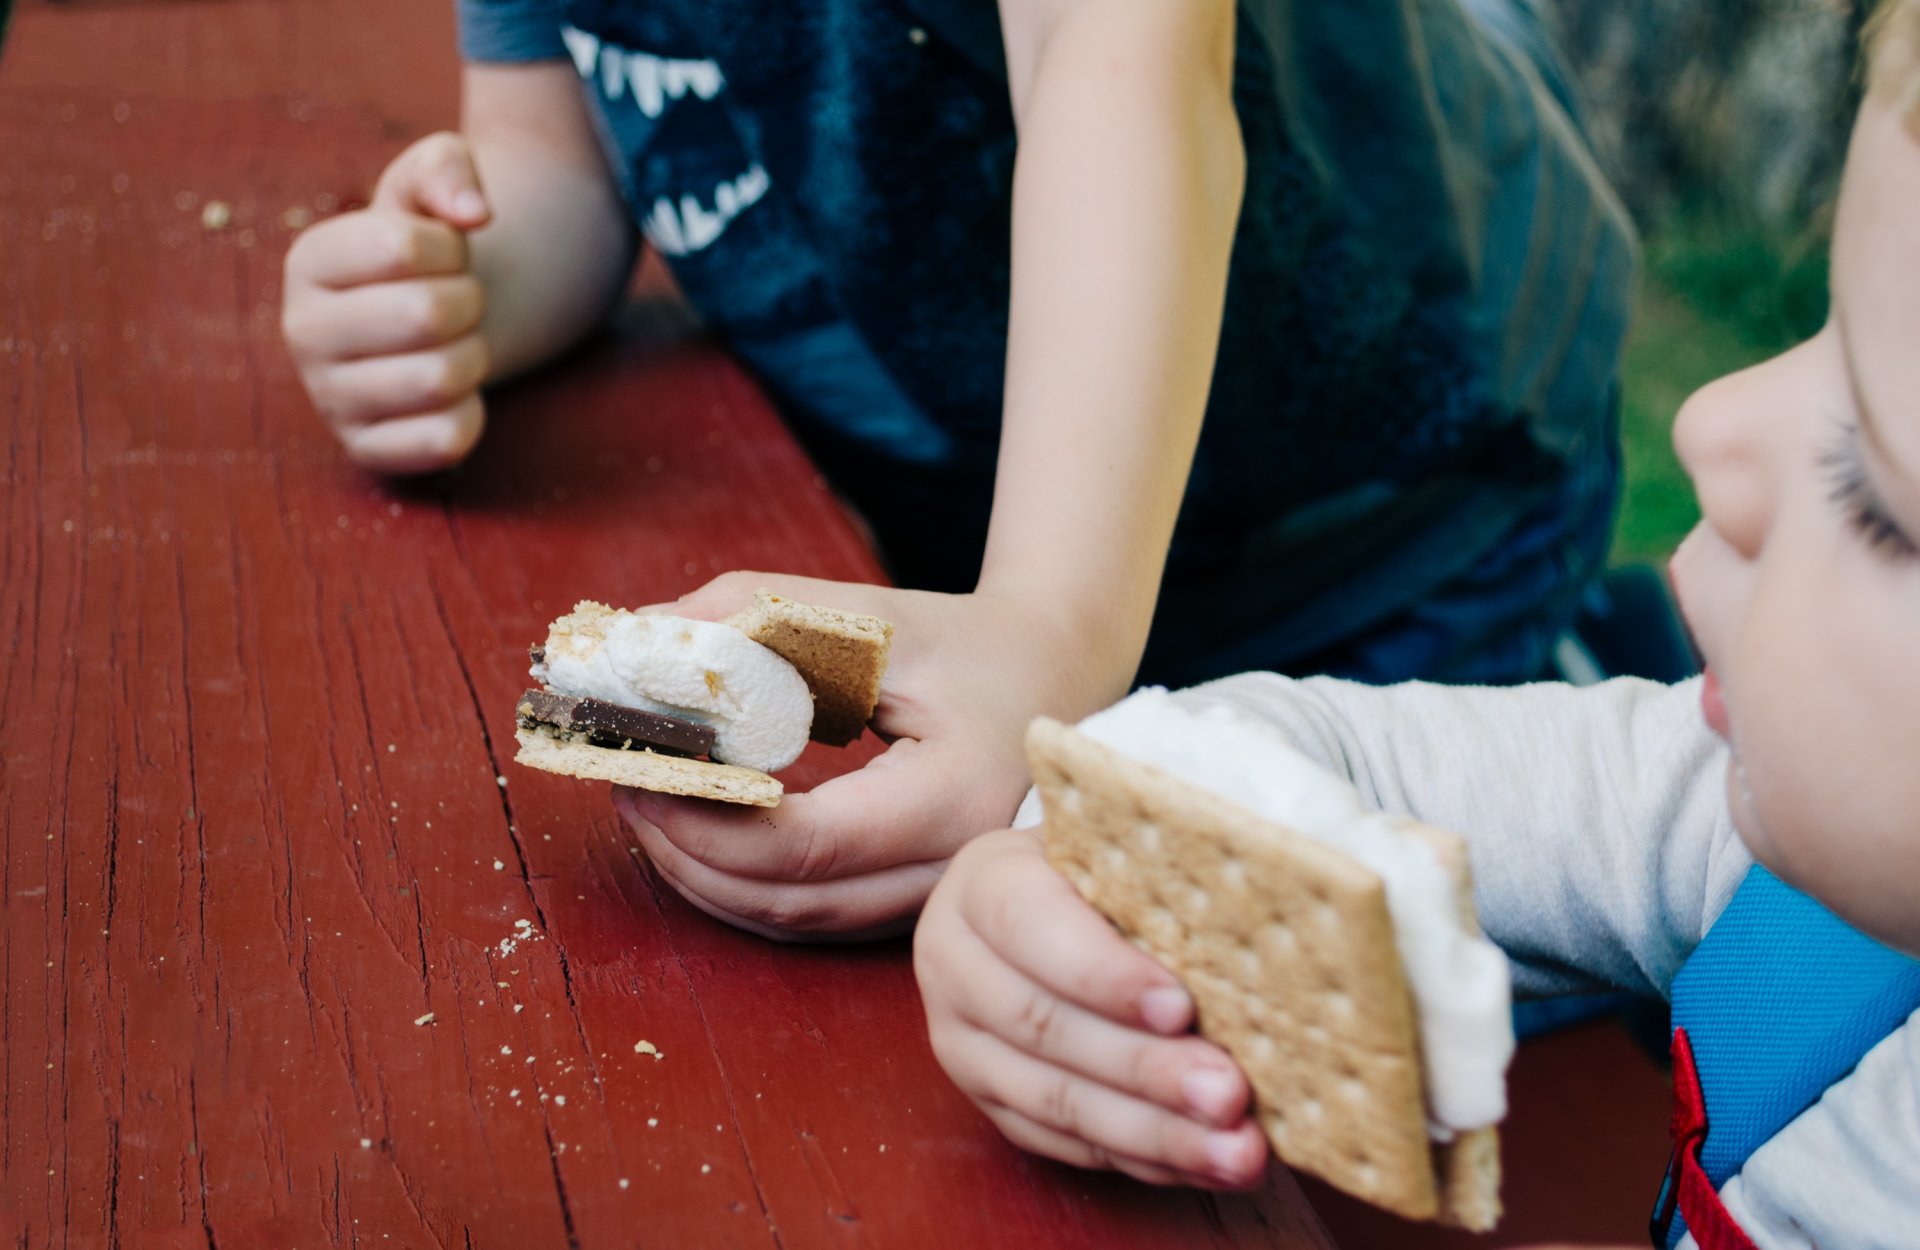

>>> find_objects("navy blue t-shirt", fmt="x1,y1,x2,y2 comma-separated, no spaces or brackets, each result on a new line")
459,0,1635,686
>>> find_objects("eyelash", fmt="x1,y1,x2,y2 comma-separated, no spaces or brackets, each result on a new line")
1822,427,1919,561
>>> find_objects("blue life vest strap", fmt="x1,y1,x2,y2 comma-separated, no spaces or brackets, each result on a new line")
1652,863,1920,1248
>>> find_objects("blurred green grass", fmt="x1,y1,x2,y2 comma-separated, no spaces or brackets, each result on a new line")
1610,210,1832,565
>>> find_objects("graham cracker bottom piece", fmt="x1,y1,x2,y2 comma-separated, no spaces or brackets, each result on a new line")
513,727,782,807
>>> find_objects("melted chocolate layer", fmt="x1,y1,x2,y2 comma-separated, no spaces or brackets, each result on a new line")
515,688,715,758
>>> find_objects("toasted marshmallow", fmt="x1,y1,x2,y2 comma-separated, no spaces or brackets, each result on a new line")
533,602,812,773
1076,688,1514,1136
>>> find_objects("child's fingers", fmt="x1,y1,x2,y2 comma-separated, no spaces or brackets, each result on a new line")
373,131,492,228
335,394,486,476
922,893,1231,1120
956,1030,1269,1188
285,210,471,290
284,276,486,363
638,844,921,944
616,736,987,885
934,915,1250,1128
617,787,944,938
309,335,491,429
951,832,1198,1036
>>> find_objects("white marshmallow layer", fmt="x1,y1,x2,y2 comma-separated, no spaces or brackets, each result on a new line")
536,610,812,774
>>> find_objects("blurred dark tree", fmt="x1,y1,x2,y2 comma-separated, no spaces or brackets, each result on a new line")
1548,0,1866,233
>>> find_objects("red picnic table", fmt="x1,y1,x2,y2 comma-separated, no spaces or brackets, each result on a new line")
0,1,1672,1246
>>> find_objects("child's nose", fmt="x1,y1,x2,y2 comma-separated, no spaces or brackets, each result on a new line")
1673,367,1776,561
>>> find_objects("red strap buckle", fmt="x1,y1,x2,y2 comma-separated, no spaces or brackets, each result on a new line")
1649,1028,1761,1250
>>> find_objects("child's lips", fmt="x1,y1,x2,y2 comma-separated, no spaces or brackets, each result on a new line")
1701,666,1732,738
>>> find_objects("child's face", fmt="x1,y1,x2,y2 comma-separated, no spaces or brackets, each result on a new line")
1669,91,1920,957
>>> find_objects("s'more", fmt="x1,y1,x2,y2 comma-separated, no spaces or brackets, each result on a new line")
514,591,893,807
1027,688,1514,1230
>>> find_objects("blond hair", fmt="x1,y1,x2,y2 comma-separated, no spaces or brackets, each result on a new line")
1866,0,1920,115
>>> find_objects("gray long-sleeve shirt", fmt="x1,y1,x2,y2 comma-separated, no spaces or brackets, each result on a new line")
1025,673,1920,1248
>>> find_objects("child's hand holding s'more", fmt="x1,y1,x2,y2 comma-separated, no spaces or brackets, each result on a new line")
611,571,1136,940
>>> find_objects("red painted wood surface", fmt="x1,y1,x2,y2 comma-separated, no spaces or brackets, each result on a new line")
0,3,1343,1246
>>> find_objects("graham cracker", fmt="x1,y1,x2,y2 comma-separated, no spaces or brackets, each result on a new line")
513,727,782,807
1026,717,1501,1230
725,591,892,746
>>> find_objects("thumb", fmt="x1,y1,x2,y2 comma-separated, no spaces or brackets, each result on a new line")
645,571,900,624
373,131,491,229
642,571,824,623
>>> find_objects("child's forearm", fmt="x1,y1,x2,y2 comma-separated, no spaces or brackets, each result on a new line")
461,62,638,383
979,0,1244,694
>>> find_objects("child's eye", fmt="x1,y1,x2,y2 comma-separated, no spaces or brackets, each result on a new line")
1823,426,1920,562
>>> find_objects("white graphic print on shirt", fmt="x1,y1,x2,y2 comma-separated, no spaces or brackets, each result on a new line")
560,24,766,258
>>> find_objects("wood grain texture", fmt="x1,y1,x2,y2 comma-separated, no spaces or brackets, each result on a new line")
0,3,1339,1246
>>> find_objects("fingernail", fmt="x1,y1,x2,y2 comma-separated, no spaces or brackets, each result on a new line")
1181,1067,1241,1122
1139,985,1192,1034
625,793,662,827
453,189,487,220
1204,1130,1256,1181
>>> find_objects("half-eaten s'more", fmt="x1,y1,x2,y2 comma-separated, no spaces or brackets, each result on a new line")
1027,688,1513,1230
513,591,893,807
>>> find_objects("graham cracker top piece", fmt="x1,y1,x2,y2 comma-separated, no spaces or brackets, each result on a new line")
1025,716,1501,1231
725,591,893,746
